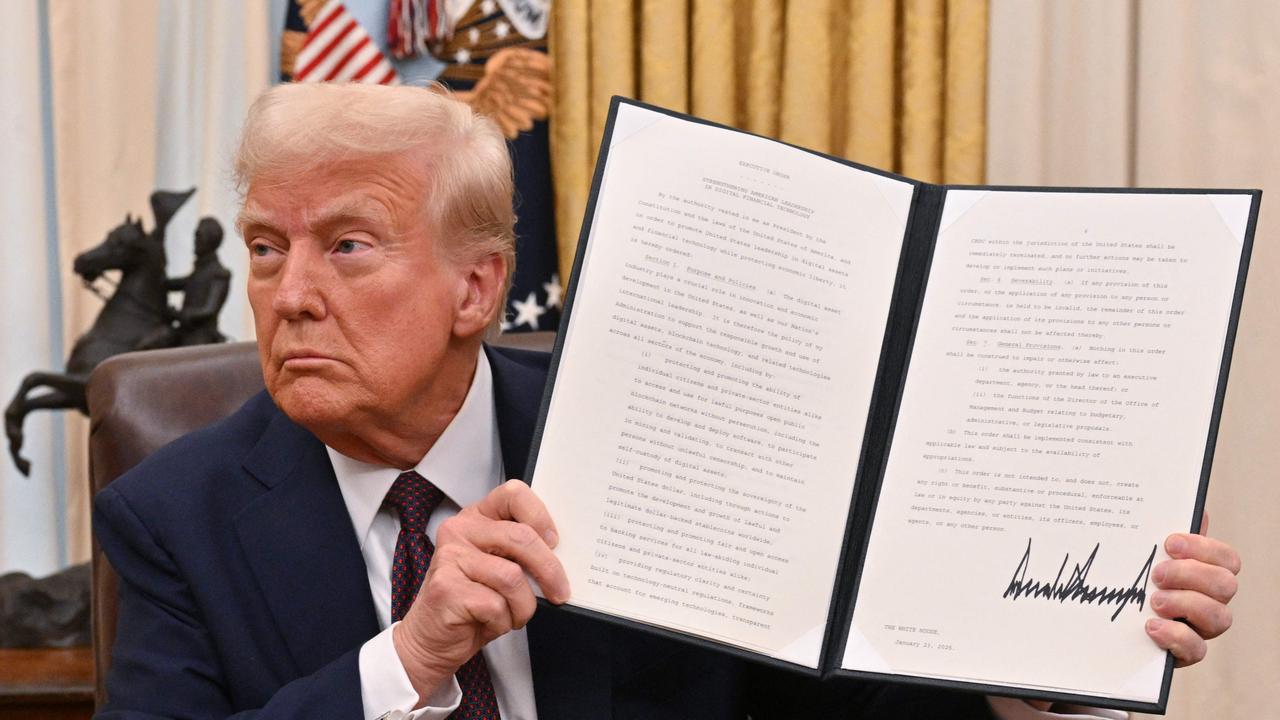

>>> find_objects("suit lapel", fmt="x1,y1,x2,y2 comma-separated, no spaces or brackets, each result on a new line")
485,345,544,483
487,345,616,719
234,408,381,675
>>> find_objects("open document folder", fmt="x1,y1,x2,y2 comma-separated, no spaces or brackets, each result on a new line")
525,97,1259,714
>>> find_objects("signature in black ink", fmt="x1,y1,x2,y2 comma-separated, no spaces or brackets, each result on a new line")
1002,538,1156,621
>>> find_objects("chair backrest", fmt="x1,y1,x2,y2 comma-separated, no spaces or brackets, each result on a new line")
86,332,556,708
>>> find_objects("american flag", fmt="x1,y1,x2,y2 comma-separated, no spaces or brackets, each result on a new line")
291,0,400,84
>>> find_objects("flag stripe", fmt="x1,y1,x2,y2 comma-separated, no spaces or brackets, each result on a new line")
332,42,379,81
351,50,386,80
307,2,344,41
294,18,357,80
293,18,348,78
295,13,356,76
324,35,371,81
301,28,357,81
315,30,367,81
292,1,400,86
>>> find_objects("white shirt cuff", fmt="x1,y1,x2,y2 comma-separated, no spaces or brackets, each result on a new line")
987,696,1128,720
359,623,462,720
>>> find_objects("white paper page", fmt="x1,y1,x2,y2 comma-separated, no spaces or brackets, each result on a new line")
844,190,1250,702
532,103,914,668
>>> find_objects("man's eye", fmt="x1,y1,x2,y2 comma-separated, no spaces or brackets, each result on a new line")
335,239,363,254
250,242,275,257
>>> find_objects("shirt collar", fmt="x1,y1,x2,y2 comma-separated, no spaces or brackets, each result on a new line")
328,352,503,547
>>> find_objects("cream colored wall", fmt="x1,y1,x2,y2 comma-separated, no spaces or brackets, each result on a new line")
989,2,1280,718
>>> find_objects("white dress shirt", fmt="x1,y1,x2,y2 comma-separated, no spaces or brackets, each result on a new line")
324,352,1124,720
329,355,538,720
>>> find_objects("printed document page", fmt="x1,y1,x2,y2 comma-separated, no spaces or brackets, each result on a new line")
843,190,1251,701
531,103,914,667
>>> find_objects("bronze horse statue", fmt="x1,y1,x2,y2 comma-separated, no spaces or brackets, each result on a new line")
5,189,195,475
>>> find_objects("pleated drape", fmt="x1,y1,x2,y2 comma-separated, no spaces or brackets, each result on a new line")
1,0,64,576
549,0,989,280
43,0,269,563
990,5,1280,719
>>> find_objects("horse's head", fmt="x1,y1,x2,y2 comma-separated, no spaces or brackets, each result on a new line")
73,215,156,281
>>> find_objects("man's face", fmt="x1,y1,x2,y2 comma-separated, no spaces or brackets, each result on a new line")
240,154,473,436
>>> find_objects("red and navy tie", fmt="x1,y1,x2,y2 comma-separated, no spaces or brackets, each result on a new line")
384,470,501,719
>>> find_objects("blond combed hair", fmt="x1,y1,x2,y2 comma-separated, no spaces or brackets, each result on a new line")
233,82,517,297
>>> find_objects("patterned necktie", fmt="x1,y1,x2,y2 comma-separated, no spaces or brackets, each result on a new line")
383,470,501,719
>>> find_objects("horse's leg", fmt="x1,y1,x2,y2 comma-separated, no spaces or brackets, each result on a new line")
8,371,87,413
6,371,83,428
29,372,87,414
5,372,87,476
5,372,45,443
5,389,76,476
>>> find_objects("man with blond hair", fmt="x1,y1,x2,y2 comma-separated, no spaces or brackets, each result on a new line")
94,83,1241,719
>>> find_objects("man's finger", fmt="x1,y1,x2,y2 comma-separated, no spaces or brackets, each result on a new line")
413,561,515,641
473,480,559,547
1146,617,1207,668
1165,533,1241,575
1152,558,1238,603
456,551,539,629
438,516,570,603
453,583,517,644
1150,589,1233,639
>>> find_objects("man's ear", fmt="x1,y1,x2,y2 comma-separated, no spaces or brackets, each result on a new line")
453,253,507,339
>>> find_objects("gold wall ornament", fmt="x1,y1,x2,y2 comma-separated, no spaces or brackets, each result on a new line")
454,48,552,138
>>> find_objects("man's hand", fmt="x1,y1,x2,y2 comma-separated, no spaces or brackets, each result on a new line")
1015,513,1240,712
1146,512,1240,667
391,479,570,704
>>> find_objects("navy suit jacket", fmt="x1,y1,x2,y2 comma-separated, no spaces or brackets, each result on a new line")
94,345,995,719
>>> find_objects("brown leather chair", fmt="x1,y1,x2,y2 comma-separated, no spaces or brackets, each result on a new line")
86,332,556,708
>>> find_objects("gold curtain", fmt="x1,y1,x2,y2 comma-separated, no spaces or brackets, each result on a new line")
548,0,989,281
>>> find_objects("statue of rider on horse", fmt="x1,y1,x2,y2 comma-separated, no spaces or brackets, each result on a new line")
5,188,230,475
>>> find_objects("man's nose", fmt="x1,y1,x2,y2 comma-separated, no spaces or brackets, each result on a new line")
272,252,326,320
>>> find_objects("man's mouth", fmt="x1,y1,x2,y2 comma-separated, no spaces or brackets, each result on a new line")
279,349,338,368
